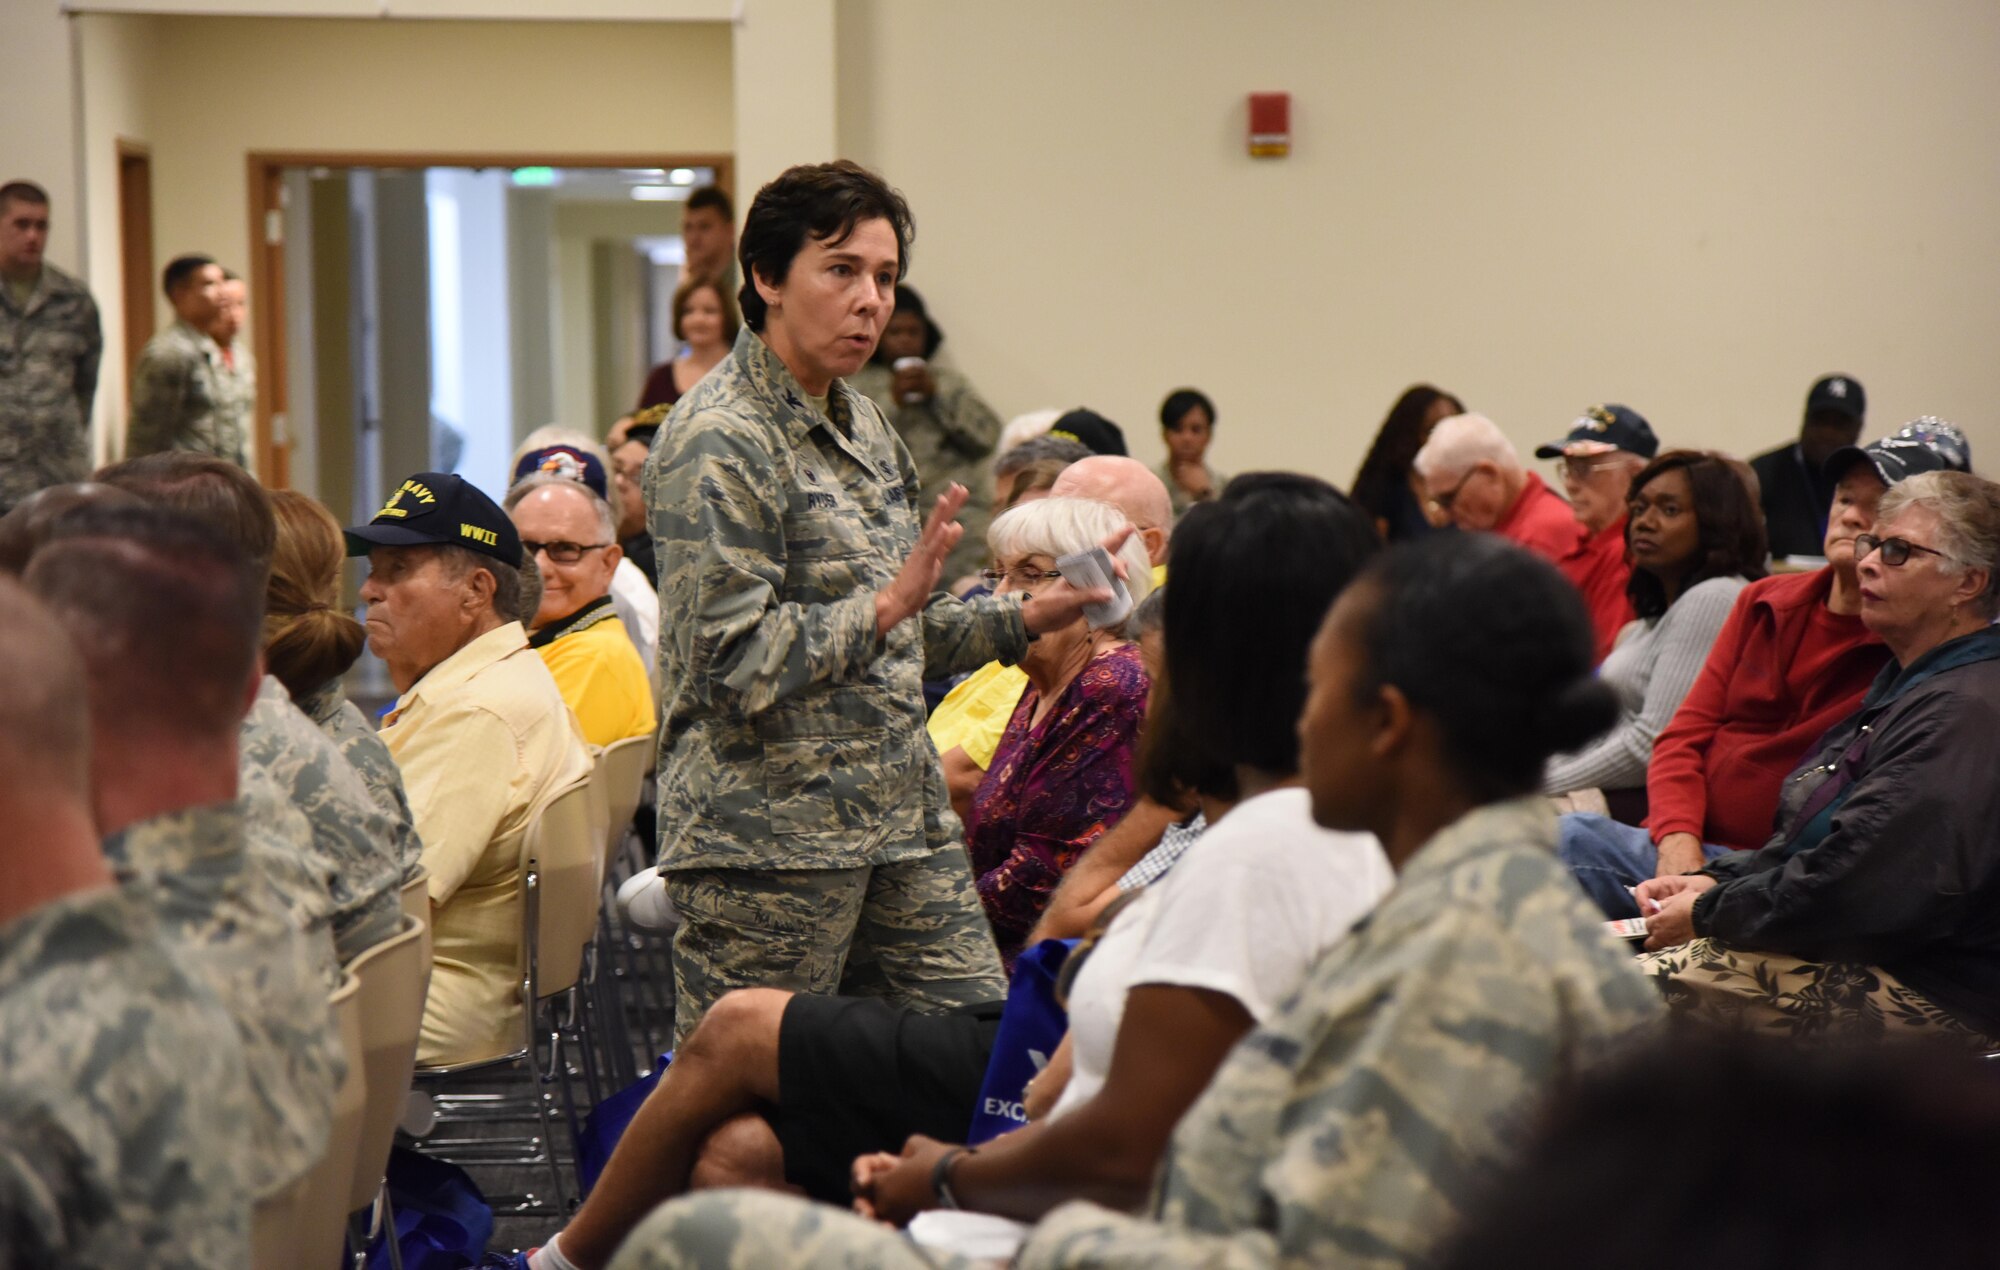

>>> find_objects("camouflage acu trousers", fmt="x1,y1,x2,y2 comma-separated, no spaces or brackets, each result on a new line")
607,1187,957,1270
1641,938,1997,1046
667,847,1007,1048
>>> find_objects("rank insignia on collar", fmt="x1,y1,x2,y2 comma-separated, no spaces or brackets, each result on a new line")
785,391,802,410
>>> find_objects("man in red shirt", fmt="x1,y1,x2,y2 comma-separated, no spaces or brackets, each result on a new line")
1534,404,1658,663
1559,418,1971,918
1413,412,1581,562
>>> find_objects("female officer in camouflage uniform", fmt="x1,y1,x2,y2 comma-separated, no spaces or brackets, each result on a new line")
646,161,1115,1047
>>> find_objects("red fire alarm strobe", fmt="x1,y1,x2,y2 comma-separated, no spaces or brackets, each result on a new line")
1249,92,1290,158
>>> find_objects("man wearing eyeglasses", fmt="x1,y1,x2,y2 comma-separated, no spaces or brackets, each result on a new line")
506,473,655,747
1413,412,1582,564
1534,404,1660,663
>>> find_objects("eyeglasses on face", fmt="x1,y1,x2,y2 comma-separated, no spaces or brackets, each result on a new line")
522,540,614,565
978,566,1066,590
1427,467,1483,515
1854,534,1952,567
1558,454,1630,481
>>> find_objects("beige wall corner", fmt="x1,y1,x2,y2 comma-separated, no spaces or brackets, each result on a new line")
0,5,83,267
732,0,837,205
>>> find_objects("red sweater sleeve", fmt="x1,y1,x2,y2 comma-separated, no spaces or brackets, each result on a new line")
1645,584,1754,844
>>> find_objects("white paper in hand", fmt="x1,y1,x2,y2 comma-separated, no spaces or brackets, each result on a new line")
1054,545,1133,630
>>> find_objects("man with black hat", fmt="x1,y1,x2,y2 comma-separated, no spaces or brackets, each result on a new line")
347,471,591,1065
1749,374,1867,560
1536,403,1660,663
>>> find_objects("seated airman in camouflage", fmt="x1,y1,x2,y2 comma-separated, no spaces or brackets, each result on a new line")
645,162,1120,1050
0,576,255,1266
266,487,425,864
95,452,409,963
25,508,345,1204
600,537,1664,1270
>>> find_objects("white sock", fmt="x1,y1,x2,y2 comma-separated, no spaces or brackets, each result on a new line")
529,1234,581,1270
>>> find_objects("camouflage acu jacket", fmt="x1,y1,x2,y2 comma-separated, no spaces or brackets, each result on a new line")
0,263,101,509
0,887,255,1267
104,800,345,1200
1020,796,1664,1270
645,329,1028,872
241,675,405,963
848,361,1002,579
301,678,426,880
127,319,250,465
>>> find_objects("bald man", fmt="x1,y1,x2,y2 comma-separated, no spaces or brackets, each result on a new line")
0,576,256,1262
1050,454,1173,578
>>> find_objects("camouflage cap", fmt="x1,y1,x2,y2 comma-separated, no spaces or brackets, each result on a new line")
1822,417,1971,488
344,472,522,567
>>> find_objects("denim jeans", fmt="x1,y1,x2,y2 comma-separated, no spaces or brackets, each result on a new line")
1557,813,1733,919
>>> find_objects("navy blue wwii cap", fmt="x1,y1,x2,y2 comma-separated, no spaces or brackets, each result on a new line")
344,472,524,568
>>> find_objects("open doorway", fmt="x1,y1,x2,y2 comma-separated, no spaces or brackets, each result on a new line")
247,152,731,522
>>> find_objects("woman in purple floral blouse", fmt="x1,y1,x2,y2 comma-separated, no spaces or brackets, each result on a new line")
962,496,1155,965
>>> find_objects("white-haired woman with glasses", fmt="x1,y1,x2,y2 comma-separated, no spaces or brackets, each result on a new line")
1640,469,2000,1044
964,496,1155,966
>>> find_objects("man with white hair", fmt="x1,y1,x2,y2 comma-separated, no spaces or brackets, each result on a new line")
1414,412,1582,562
505,473,654,747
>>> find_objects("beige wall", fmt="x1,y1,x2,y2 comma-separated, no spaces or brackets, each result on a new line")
74,12,161,463
838,0,2000,486
72,11,733,453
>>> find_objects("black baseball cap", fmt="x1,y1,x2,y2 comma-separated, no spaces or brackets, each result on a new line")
1048,408,1128,457
1823,417,1971,488
1534,403,1659,460
344,472,523,568
1806,374,1866,421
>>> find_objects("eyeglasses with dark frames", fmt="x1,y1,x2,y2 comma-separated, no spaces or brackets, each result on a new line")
522,540,615,565
1854,534,1953,568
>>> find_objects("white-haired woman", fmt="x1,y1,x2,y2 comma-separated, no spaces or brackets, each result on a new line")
964,496,1154,966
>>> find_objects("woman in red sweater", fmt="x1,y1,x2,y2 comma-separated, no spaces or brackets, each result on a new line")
1559,420,1969,918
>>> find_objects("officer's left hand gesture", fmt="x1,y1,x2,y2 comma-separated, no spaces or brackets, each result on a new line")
875,483,970,638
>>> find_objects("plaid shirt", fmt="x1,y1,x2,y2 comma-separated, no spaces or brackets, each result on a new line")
1116,812,1207,890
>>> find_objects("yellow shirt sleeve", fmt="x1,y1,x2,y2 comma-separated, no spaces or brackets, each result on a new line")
926,660,1029,770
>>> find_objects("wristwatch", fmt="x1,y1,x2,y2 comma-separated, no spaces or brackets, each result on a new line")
931,1147,973,1210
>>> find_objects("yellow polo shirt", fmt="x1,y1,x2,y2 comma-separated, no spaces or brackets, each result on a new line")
381,621,592,1065
928,563,1168,769
537,611,656,748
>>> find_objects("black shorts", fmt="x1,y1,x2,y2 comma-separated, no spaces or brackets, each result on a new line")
763,993,1004,1204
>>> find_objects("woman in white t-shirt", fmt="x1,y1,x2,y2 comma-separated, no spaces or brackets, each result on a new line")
852,473,1396,1229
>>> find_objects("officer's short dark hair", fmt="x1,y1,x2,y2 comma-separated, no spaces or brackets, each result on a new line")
26,507,264,742
95,452,276,575
0,181,50,213
736,161,912,333
162,254,217,299
686,185,733,221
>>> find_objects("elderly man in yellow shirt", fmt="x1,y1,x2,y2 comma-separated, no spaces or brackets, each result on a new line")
504,474,656,747
347,472,593,1066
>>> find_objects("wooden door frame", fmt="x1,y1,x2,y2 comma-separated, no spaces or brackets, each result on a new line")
245,150,735,489
115,139,154,402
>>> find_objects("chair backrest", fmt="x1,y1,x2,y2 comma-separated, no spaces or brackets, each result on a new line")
301,971,367,1263
595,731,656,861
345,915,428,1214
400,864,434,985
520,774,604,1002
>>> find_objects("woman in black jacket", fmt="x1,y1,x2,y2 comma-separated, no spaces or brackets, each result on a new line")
1639,469,2000,1045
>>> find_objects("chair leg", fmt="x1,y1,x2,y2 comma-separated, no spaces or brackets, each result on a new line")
519,1000,571,1213
380,1186,404,1270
